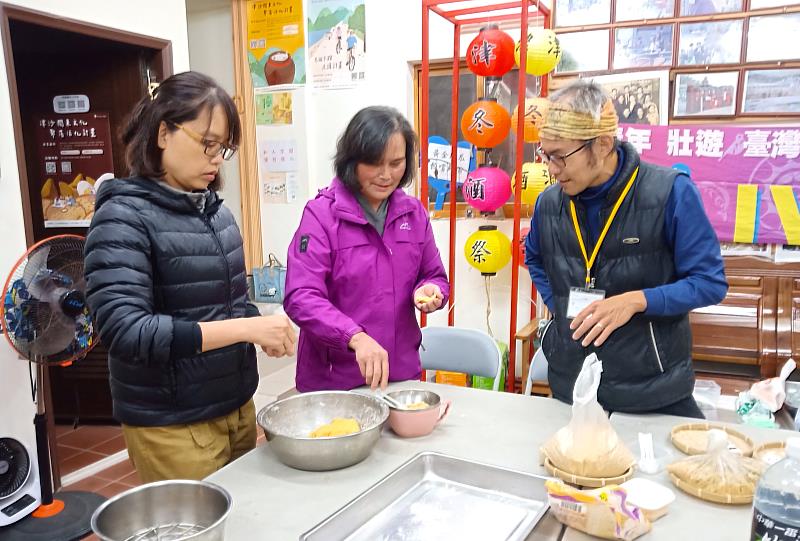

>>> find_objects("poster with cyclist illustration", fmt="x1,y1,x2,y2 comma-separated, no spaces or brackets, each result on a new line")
307,0,366,88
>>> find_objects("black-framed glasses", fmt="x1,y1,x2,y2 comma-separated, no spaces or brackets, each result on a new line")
535,139,595,168
173,123,238,161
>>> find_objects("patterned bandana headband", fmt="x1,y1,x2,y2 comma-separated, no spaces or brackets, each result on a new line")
539,98,619,141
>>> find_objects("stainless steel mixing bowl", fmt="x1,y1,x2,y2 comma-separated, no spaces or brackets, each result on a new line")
90,480,232,541
257,391,390,471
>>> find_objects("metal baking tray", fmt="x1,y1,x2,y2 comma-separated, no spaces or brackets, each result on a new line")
300,452,549,541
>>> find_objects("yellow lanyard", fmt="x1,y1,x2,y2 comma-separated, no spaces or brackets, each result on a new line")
569,167,639,287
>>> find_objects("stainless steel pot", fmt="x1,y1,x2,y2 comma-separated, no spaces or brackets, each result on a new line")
90,480,232,541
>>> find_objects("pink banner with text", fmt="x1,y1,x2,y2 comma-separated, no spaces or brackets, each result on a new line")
617,123,800,245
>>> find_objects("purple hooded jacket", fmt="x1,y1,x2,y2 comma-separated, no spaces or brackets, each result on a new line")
284,178,449,392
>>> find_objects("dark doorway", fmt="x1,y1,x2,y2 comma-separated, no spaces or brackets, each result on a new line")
1,2,172,485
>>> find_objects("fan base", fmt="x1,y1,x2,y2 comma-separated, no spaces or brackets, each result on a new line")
31,498,65,518
0,491,105,541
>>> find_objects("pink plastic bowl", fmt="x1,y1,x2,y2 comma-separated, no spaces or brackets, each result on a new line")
386,389,451,438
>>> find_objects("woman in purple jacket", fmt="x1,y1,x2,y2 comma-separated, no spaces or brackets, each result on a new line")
285,106,450,391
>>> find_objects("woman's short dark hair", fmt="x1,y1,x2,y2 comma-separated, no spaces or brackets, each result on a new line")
335,106,418,193
121,71,240,191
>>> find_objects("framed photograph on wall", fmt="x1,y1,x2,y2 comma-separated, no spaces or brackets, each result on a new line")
720,242,772,258
613,25,674,69
747,13,800,62
616,0,674,21
674,72,738,117
556,30,610,73
679,0,742,16
588,70,669,125
749,0,800,8
742,69,800,114
555,0,611,27
678,20,742,66
774,244,800,263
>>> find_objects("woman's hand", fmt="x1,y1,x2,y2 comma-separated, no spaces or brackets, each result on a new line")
413,284,443,313
248,315,297,357
348,332,389,390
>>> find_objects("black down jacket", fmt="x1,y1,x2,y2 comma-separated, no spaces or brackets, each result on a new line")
84,177,258,426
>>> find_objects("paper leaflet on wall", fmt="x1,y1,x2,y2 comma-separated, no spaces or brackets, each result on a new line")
426,136,476,210
246,0,306,88
307,0,366,89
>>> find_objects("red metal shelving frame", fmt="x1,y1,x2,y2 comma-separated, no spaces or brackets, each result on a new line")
419,0,552,392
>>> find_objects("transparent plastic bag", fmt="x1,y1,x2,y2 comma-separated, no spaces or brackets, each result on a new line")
667,429,765,503
749,358,796,412
542,353,635,478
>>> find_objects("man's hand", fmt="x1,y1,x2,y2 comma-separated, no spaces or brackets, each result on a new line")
570,291,647,347
348,332,389,390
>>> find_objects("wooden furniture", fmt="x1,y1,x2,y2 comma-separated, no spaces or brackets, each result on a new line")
516,319,550,396
49,344,115,424
691,256,800,379
516,255,800,391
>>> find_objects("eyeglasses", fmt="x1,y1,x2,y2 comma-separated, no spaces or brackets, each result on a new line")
535,139,594,168
173,123,238,161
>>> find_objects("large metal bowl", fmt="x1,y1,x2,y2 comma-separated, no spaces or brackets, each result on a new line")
257,391,389,471
90,480,231,541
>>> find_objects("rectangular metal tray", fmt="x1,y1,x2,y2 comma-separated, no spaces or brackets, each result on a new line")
300,452,549,541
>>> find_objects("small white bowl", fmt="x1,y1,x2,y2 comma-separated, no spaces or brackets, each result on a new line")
620,478,676,521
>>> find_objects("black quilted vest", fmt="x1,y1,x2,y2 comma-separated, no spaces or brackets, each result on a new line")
536,142,694,412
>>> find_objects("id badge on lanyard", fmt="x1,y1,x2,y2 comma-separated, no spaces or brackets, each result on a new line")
567,287,606,319
566,167,639,319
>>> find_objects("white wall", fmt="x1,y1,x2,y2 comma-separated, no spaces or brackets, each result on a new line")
258,1,537,374
0,0,190,448
186,0,243,227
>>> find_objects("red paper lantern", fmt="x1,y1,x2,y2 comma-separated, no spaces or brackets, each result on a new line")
461,100,511,149
466,25,516,78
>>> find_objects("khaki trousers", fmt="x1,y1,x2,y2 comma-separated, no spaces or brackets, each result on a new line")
122,399,257,483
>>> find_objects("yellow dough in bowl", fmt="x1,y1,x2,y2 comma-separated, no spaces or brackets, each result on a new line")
309,417,361,438
403,401,429,410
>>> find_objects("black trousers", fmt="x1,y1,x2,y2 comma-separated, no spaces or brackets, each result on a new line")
645,395,705,419
554,393,706,419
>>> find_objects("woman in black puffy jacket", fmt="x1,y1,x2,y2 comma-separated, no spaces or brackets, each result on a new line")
84,71,296,482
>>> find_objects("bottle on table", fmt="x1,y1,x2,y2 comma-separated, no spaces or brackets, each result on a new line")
752,437,800,540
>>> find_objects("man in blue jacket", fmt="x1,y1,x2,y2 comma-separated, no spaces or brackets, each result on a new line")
525,80,728,418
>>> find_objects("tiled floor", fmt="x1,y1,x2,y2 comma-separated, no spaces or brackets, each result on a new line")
55,424,127,476
73,429,269,540
59,346,295,540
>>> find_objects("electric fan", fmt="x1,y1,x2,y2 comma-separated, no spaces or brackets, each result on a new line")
0,437,39,527
0,234,105,541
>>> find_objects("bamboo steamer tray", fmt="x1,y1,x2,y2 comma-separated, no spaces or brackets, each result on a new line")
668,472,755,505
752,441,786,466
543,456,634,488
670,423,754,457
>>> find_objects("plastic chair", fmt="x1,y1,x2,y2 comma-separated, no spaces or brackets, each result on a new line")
524,347,550,396
419,326,503,391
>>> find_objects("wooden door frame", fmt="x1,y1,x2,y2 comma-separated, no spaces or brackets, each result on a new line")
0,2,173,488
0,2,173,246
230,0,263,271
